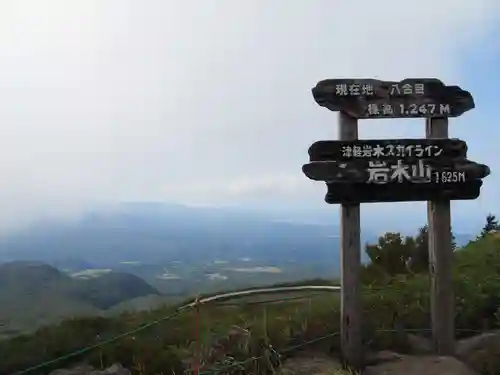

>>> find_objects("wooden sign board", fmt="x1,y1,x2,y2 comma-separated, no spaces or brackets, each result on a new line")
325,180,483,204
308,138,467,162
312,78,474,119
302,159,490,184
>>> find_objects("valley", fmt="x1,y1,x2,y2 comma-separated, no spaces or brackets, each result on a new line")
0,204,475,340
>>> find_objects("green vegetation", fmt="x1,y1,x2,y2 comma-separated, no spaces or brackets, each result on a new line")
478,213,500,240
1,215,500,375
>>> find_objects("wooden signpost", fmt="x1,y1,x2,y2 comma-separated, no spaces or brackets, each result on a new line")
303,78,490,368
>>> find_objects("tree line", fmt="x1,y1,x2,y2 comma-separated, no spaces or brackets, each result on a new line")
361,213,500,282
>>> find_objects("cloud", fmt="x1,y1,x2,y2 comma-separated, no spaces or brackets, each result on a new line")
158,173,321,203
0,0,499,230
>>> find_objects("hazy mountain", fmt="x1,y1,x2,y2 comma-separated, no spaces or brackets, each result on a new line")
0,203,347,269
0,203,474,286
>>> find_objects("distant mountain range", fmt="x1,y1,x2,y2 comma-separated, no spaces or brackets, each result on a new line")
0,202,474,273
0,203,349,268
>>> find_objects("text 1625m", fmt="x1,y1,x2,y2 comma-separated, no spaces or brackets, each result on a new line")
434,171,466,183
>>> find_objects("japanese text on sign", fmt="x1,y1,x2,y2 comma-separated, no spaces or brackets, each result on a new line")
389,83,425,96
335,82,426,97
366,103,451,117
366,160,466,184
341,143,443,159
335,83,374,96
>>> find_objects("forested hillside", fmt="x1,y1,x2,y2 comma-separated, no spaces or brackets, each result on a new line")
0,263,160,338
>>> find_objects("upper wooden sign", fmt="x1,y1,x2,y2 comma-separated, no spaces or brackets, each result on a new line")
311,78,474,119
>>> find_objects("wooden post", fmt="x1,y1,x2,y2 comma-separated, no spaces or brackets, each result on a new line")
426,117,455,355
338,111,362,368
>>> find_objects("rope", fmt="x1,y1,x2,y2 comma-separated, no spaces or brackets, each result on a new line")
10,309,186,375
180,285,341,310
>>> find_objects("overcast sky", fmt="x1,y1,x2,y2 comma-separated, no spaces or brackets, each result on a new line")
1,1,499,233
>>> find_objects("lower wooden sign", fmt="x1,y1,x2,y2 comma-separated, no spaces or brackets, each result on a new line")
324,180,483,204
303,159,490,184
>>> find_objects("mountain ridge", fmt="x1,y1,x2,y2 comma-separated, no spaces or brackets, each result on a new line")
0,204,345,268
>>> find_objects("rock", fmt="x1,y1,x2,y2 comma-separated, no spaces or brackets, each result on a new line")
406,333,433,354
456,331,500,358
95,364,131,375
279,352,344,375
49,365,95,375
49,363,131,375
455,331,500,373
364,355,478,375
364,350,404,366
